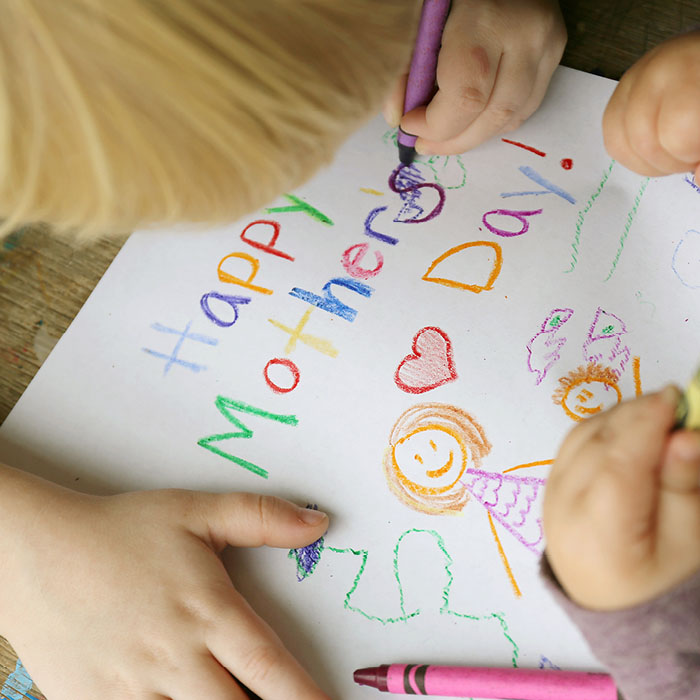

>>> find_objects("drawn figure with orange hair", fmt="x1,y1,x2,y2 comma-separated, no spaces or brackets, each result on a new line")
384,403,549,559
553,363,622,422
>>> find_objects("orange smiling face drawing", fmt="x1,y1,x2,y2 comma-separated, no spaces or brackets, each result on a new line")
553,363,622,421
384,403,491,515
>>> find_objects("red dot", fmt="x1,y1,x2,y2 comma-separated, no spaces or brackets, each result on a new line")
560,158,573,170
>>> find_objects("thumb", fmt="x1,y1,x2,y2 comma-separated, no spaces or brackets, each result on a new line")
382,71,408,128
189,492,329,552
662,430,700,493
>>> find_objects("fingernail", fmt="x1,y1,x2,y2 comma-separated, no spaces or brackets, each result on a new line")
383,106,401,128
298,506,327,525
660,384,682,406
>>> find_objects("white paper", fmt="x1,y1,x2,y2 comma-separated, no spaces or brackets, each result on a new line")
2,66,700,698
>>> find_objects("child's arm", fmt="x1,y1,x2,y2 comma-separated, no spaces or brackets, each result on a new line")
543,388,700,699
603,30,700,182
384,0,566,155
0,462,331,700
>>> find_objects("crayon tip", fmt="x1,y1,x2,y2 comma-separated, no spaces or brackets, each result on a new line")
352,665,389,693
398,143,416,166
353,667,378,687
353,666,388,691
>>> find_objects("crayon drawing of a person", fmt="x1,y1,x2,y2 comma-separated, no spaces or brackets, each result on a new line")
552,363,622,422
384,402,490,516
383,402,550,596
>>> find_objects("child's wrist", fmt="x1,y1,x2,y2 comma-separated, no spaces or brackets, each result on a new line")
0,464,73,607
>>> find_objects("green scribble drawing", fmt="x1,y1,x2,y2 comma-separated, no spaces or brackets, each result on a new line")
383,128,398,147
381,130,467,189
265,193,334,225
604,177,650,282
601,325,614,335
424,155,468,189
303,529,519,667
548,314,562,327
564,159,615,273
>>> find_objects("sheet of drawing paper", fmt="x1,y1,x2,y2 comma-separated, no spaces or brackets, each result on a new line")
2,66,699,699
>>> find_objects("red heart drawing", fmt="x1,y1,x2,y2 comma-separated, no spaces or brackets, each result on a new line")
395,326,457,394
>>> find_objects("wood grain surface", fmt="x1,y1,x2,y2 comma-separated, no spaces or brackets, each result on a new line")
1,2,698,697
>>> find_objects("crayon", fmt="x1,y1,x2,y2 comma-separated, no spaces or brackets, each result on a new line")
675,368,700,430
397,0,451,165
353,663,617,699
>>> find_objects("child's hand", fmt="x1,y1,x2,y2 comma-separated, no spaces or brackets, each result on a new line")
544,388,700,611
603,30,700,182
384,0,566,155
0,467,330,699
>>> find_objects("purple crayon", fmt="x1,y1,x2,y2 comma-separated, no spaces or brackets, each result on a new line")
354,663,617,700
397,0,451,165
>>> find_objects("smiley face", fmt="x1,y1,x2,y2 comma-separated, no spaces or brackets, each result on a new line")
561,377,622,421
391,424,469,495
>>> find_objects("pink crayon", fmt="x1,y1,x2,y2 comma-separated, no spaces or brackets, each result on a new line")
353,663,617,700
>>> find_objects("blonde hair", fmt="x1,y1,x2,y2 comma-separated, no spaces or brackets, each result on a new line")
0,0,419,239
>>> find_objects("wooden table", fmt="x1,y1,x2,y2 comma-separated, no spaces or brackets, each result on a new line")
1,2,698,697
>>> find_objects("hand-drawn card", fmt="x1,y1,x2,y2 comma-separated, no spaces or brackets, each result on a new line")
2,66,699,698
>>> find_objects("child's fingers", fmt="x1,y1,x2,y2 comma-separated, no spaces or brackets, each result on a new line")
164,653,250,700
405,29,501,142
209,589,329,700
188,492,328,551
402,56,495,144
509,15,566,132
510,53,561,129
603,80,666,177
398,54,499,144
661,430,700,493
604,30,700,176
400,0,501,142
415,53,539,155
546,405,629,514
621,69,699,175
622,85,689,175
591,389,678,490
583,390,678,536
657,84,700,167
382,71,408,128
549,390,679,509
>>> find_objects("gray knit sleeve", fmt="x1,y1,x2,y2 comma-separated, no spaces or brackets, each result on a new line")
541,556,700,699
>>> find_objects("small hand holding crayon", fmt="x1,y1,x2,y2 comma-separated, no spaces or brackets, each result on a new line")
0,469,330,700
383,0,566,156
544,387,700,611
603,30,700,183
